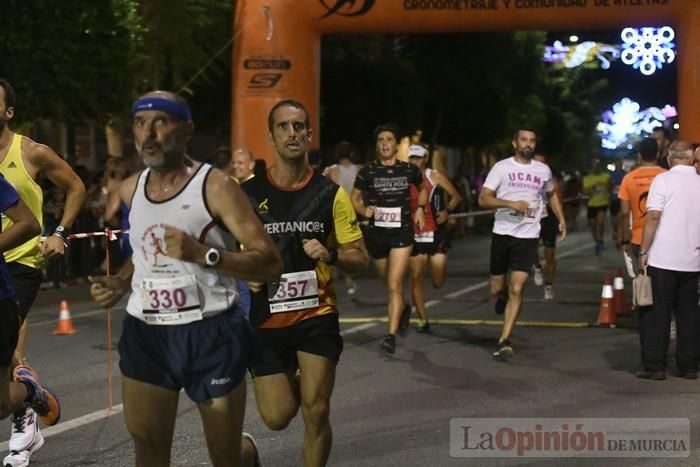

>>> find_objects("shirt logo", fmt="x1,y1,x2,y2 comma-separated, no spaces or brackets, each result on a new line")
181,204,190,210
7,162,16,168
257,198,269,214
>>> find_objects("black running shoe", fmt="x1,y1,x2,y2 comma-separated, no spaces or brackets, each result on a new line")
398,305,411,337
492,339,513,361
380,334,396,354
494,291,508,315
416,320,431,333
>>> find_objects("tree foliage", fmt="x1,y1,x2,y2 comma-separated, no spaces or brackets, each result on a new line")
0,0,233,131
0,0,135,124
321,32,608,171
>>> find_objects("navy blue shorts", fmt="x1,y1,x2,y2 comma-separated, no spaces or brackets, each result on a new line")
119,307,253,403
0,297,19,366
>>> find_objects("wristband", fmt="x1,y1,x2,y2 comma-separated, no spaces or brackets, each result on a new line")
54,225,69,239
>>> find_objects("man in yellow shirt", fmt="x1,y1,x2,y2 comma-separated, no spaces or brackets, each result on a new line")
0,79,85,466
583,158,612,255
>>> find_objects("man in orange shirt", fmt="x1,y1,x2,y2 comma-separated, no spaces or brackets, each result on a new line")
618,137,666,266
619,137,666,378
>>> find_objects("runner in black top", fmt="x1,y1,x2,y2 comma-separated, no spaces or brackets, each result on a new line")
351,123,426,354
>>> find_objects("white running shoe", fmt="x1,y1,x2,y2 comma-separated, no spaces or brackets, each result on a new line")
242,432,263,467
4,408,44,467
544,285,554,301
533,267,544,287
346,282,358,296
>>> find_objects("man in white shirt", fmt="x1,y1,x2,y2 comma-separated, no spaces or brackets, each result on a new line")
638,140,700,380
478,128,566,361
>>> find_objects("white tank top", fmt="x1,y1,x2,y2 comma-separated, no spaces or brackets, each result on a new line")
126,164,239,324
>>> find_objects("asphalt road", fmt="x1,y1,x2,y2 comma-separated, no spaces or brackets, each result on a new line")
7,225,700,467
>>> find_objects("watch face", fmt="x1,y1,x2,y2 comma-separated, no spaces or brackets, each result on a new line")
206,249,220,266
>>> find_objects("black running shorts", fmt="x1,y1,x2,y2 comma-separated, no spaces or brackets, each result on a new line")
364,228,413,260
539,214,558,249
0,297,19,366
8,262,43,321
119,307,253,403
586,205,608,219
412,225,451,256
250,313,343,377
489,234,538,275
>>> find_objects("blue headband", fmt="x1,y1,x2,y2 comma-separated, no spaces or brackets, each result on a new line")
132,97,192,122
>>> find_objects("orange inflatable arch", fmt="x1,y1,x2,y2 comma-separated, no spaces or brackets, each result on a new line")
233,0,699,164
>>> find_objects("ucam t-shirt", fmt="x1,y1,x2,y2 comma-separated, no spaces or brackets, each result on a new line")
483,157,554,239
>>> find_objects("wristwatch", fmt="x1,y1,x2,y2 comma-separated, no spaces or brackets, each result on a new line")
204,248,221,268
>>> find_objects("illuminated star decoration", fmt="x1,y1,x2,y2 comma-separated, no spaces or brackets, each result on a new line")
544,40,620,70
620,27,675,76
597,98,677,150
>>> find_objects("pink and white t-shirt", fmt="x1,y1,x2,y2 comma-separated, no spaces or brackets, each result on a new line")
483,157,554,239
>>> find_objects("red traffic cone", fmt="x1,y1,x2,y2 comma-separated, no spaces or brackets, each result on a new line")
613,268,628,315
52,300,77,335
596,276,616,328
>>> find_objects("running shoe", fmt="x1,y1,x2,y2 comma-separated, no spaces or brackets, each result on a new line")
533,266,544,286
398,305,411,337
494,291,508,316
416,320,431,334
3,408,44,467
544,285,554,301
380,334,396,354
595,242,603,256
492,340,514,361
346,282,358,296
242,432,263,467
13,365,61,426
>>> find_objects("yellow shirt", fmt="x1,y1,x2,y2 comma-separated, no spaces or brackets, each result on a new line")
0,134,44,269
583,172,611,208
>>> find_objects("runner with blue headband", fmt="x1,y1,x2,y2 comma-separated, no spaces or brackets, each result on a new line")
90,90,279,467
131,95,192,122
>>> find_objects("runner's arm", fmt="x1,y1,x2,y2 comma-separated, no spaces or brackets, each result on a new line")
547,190,567,241
351,187,373,218
89,257,133,309
478,187,527,213
28,142,86,230
620,200,631,245
433,171,462,212
166,169,282,282
0,199,41,253
302,187,368,275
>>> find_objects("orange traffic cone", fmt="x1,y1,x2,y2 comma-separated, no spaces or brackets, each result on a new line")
52,300,77,335
613,268,628,315
596,276,616,328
